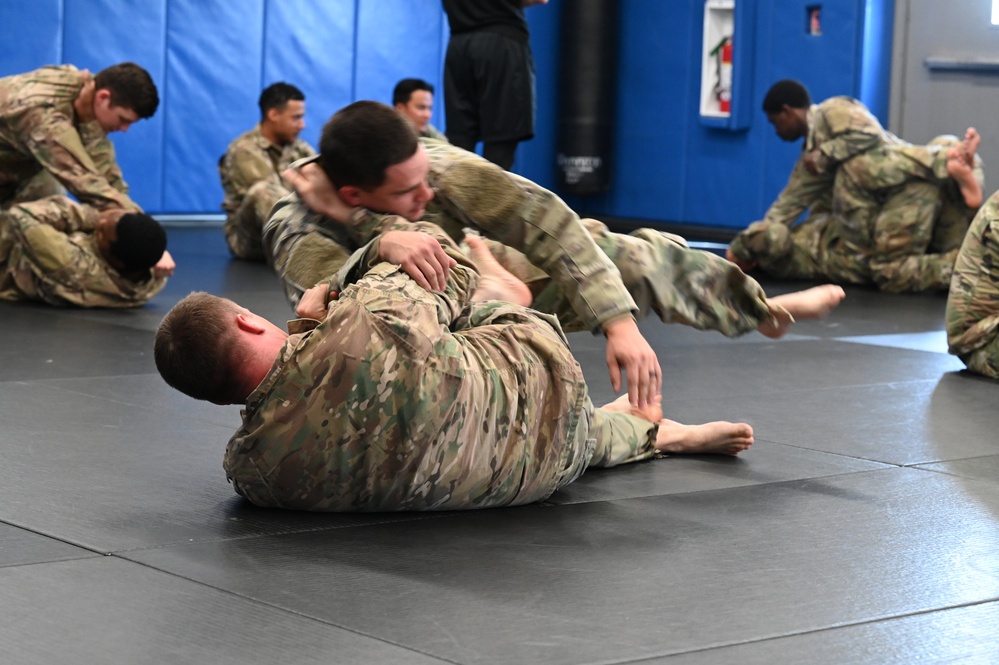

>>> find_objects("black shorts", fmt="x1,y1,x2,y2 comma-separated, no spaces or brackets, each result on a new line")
443,30,536,144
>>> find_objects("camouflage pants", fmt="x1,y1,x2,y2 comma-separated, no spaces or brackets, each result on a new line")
946,196,999,379
727,214,871,285
732,141,973,292
478,218,772,336
224,180,290,261
833,137,973,293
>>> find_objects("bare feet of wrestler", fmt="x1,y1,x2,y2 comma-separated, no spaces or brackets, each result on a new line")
466,233,533,306
946,127,983,209
600,394,754,456
757,284,846,338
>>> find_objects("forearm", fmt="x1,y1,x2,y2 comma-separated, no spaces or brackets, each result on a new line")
763,159,833,226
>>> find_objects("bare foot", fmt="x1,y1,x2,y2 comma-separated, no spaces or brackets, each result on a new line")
726,247,757,272
655,419,754,456
947,128,983,208
760,285,846,338
466,234,533,306
600,393,663,423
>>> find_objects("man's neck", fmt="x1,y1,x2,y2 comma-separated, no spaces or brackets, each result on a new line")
259,122,284,147
73,80,96,124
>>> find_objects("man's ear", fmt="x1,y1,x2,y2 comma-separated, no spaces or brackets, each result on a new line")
95,88,112,106
338,185,363,207
235,312,267,335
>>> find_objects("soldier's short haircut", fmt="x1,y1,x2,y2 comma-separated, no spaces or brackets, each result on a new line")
155,292,245,404
318,101,419,190
259,82,306,120
108,213,167,273
392,78,434,106
762,80,811,114
94,63,159,119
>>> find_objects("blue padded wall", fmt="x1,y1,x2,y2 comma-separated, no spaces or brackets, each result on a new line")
523,0,893,230
64,0,168,212
262,2,356,151
0,0,63,75
355,0,447,115
2,0,891,224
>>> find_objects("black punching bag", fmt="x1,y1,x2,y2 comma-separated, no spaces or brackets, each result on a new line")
556,0,620,196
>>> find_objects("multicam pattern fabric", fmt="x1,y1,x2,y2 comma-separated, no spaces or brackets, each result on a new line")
0,196,166,307
264,139,773,336
224,227,658,512
219,125,315,260
0,65,138,211
421,123,448,142
947,190,999,378
731,97,983,293
757,97,900,230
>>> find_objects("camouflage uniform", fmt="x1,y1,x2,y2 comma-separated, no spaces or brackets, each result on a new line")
421,123,448,142
264,138,774,337
835,136,984,292
730,97,982,292
219,125,315,260
225,224,658,512
0,196,166,307
0,65,138,211
947,190,999,378
729,96,899,284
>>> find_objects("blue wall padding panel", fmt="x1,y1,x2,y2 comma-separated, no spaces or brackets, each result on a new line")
0,0,62,77
64,0,168,212
3,0,892,223
163,0,266,213
263,2,356,150
355,0,447,128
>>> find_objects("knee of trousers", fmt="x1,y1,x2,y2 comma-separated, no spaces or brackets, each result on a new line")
731,221,792,261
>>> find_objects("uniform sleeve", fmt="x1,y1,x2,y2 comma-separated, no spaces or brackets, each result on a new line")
762,157,835,226
222,143,281,209
812,101,886,169
78,121,130,196
425,141,637,331
22,108,138,211
263,194,357,306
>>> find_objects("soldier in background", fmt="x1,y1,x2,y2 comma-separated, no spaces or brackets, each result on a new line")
947,189,999,379
392,78,448,141
0,195,173,308
154,225,755,513
218,82,315,261
0,62,158,211
728,80,984,292
730,130,984,292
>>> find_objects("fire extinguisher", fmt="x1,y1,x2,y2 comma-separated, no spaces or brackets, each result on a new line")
711,35,733,113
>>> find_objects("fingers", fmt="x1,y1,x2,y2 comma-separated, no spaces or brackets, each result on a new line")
607,360,622,394
625,358,661,409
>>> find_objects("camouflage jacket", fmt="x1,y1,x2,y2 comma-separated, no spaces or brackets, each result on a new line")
764,96,900,227
0,65,137,211
421,123,448,142
0,196,166,307
218,125,315,216
947,191,999,357
224,249,593,512
264,138,636,330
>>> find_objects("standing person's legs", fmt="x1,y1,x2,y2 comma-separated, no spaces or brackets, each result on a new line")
443,32,480,152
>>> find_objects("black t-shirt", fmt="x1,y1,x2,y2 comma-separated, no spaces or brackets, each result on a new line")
442,0,529,43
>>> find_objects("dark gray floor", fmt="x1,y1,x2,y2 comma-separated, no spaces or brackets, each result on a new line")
3,226,998,664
